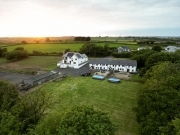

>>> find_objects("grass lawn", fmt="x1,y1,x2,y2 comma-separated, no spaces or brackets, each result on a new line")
36,77,140,135
0,56,60,71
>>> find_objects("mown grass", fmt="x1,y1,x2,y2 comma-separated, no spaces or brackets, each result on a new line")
0,56,60,71
36,77,140,135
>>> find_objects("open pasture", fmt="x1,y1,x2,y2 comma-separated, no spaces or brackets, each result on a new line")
35,77,140,135
2,43,83,53
0,56,60,71
2,42,139,53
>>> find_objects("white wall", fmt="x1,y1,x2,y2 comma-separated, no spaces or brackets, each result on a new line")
89,64,136,72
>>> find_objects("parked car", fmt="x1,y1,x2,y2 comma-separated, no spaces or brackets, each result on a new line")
80,72,91,76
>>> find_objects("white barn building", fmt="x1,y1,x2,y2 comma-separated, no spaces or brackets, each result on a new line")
57,52,88,69
89,59,137,73
165,46,180,53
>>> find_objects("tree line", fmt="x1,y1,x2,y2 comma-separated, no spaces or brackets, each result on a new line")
132,49,180,134
79,42,116,57
74,36,91,41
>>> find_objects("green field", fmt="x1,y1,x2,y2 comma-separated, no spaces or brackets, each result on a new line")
2,43,83,53
1,42,139,53
35,77,140,135
0,56,60,71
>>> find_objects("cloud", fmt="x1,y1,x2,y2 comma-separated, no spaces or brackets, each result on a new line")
0,0,179,36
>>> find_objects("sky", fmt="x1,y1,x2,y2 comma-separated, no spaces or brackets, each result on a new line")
0,0,180,37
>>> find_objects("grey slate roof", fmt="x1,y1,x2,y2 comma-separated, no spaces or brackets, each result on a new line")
89,59,137,67
63,52,87,58
67,52,74,57
76,53,82,58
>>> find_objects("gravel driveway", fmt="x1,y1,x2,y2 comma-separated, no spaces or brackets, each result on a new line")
0,63,90,85
54,63,91,76
0,71,33,85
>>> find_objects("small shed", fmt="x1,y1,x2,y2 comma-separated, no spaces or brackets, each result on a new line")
23,71,58,86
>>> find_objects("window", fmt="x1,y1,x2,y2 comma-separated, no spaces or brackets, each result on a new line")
75,58,77,60
74,62,76,64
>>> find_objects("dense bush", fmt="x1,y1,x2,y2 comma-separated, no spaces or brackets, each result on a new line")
0,81,55,134
74,36,91,41
151,45,162,52
134,62,180,135
5,50,29,61
32,50,48,56
79,42,112,57
57,105,117,135
0,48,7,57
112,52,131,58
21,40,27,44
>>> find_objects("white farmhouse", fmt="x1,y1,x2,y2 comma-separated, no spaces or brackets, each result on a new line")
57,52,88,69
165,46,180,53
89,59,137,73
117,46,131,53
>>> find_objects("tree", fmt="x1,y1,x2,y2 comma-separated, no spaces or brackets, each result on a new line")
134,62,180,135
86,36,91,41
172,118,180,135
14,90,57,133
45,38,50,42
131,49,155,68
0,48,7,57
0,81,56,134
5,50,29,61
14,47,24,51
21,40,27,44
0,81,19,112
152,45,162,52
0,81,21,135
79,43,112,57
56,105,118,135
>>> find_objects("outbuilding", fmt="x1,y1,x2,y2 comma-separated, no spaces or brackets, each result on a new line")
89,59,137,73
23,71,58,86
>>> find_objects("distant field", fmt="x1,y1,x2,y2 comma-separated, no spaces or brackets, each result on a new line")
97,43,139,50
0,56,60,71
35,77,140,135
1,42,140,53
91,37,135,42
2,43,83,53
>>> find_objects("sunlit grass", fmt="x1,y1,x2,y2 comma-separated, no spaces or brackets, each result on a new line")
3,42,139,53
36,77,141,135
4,43,83,53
